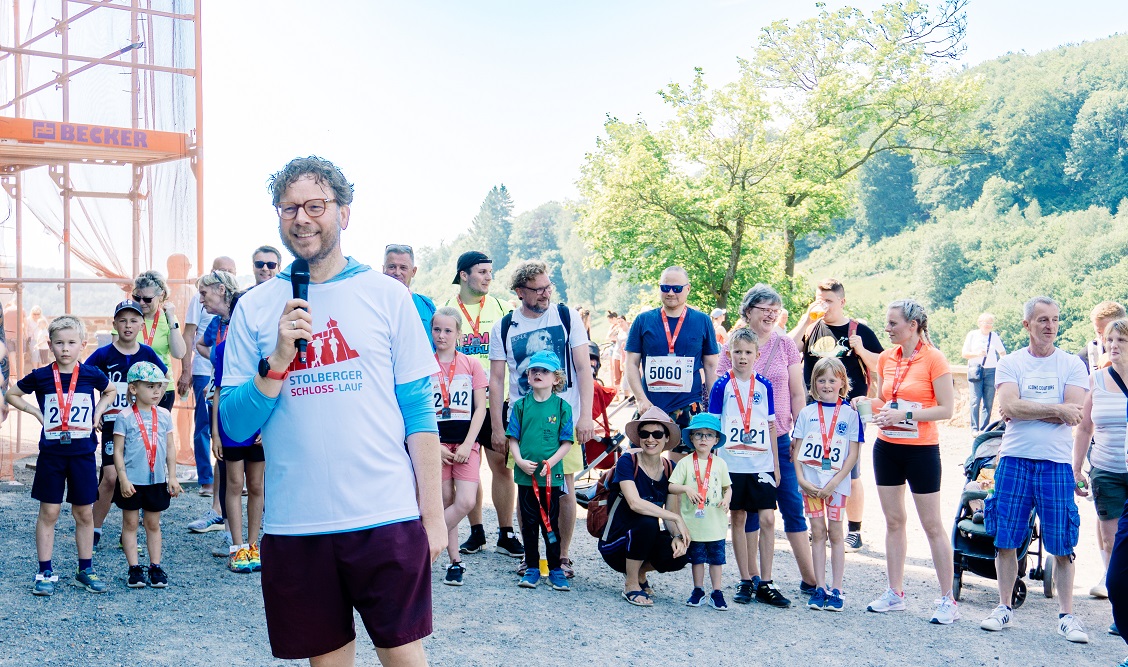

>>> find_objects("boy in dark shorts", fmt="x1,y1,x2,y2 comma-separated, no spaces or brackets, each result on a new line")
86,299,167,548
6,315,116,595
113,361,181,588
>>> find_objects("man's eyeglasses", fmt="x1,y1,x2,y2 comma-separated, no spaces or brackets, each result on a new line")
254,261,278,270
131,294,155,304
659,284,687,294
276,198,336,220
751,305,781,318
638,428,667,440
519,284,553,296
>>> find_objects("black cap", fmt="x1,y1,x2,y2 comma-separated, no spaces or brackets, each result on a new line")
114,299,144,318
452,251,492,284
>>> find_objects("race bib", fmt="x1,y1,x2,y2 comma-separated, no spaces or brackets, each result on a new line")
798,432,847,472
43,393,94,441
431,375,472,422
645,356,694,393
102,381,130,422
1019,373,1061,404
879,400,921,440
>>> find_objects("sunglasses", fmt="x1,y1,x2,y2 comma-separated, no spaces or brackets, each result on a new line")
638,428,667,440
659,284,686,294
131,294,156,304
254,261,278,270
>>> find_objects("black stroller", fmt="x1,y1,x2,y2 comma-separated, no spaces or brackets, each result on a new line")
951,420,1054,607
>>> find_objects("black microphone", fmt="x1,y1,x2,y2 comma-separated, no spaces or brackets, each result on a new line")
291,258,310,363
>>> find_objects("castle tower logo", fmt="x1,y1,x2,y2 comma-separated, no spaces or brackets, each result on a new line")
288,317,359,372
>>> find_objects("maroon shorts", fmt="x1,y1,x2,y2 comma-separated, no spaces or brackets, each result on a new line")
261,519,433,659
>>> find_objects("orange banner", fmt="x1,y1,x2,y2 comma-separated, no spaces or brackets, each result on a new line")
0,117,189,154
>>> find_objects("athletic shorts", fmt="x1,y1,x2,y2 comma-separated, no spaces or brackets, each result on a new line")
479,401,509,455
666,404,701,455
441,442,481,482
686,538,726,566
223,444,265,463
261,519,432,658
32,451,98,506
1090,467,1128,521
729,472,778,512
100,424,116,468
872,439,941,494
985,456,1080,557
803,493,847,521
113,482,171,513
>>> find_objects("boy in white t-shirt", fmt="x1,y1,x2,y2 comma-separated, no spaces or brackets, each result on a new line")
792,357,861,611
707,328,785,607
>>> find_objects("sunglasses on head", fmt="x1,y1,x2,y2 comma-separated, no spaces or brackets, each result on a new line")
659,284,686,294
254,261,278,270
131,294,155,304
638,428,667,439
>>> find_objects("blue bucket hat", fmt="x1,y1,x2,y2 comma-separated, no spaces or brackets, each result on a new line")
684,412,726,450
526,350,562,374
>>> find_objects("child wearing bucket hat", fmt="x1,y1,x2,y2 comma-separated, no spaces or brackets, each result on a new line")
506,350,574,591
113,361,181,589
669,413,732,610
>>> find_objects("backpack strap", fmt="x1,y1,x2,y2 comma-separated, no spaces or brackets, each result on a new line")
500,311,514,356
848,318,871,389
848,318,857,339
558,303,574,388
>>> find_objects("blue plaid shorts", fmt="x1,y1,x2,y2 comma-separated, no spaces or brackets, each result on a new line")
984,456,1080,557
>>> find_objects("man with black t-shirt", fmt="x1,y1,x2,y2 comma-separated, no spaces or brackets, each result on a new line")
789,278,882,552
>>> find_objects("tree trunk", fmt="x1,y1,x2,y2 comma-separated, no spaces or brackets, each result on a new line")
784,226,797,279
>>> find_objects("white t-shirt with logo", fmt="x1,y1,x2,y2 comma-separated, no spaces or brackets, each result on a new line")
185,293,215,377
488,304,589,426
222,266,438,536
995,347,1088,464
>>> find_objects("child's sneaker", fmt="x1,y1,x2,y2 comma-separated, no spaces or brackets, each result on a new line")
187,509,224,533
443,562,465,586
248,543,262,572
709,589,729,611
1058,614,1089,643
126,565,147,588
32,571,58,596
548,568,570,591
458,525,486,554
845,531,863,552
517,570,540,589
825,588,844,612
734,579,754,604
74,567,108,593
930,595,959,624
211,532,233,558
867,587,905,612
228,547,252,573
687,587,706,607
148,565,168,588
808,586,827,610
755,580,791,608
979,604,1012,631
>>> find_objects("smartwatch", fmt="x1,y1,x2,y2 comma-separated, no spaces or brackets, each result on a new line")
905,410,913,421
258,357,288,381
171,321,180,329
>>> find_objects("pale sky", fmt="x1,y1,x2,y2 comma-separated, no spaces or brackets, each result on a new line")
12,1,1128,275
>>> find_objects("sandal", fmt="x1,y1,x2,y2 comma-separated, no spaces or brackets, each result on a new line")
638,579,652,595
622,589,653,606
560,558,575,579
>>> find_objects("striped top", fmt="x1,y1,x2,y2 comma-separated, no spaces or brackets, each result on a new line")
1090,368,1128,473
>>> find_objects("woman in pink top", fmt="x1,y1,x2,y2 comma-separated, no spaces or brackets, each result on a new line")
723,284,817,600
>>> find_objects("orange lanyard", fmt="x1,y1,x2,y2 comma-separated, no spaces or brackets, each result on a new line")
51,362,80,435
692,452,713,511
434,354,458,409
660,309,686,355
529,461,557,543
457,296,485,338
132,404,160,484
890,339,924,402
729,371,755,433
141,309,161,346
817,400,843,465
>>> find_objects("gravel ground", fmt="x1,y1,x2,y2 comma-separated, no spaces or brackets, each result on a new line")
0,423,1122,666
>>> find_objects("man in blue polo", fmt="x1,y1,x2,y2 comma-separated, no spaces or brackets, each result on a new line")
625,265,719,460
220,156,444,666
383,243,436,345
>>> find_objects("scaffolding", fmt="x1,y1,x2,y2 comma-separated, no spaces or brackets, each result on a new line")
0,0,202,479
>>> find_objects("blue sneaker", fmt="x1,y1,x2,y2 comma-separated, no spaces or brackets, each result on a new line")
74,567,107,594
686,587,706,606
518,570,540,589
187,509,224,533
32,571,58,596
825,588,844,612
808,587,827,610
709,589,729,610
548,568,570,591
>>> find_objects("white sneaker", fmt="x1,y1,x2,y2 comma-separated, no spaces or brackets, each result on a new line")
980,604,1013,631
866,587,906,612
1058,614,1089,644
930,595,960,625
1091,580,1109,598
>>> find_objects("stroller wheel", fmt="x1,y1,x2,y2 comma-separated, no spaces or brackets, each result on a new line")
1043,557,1054,599
952,569,963,602
1012,579,1027,609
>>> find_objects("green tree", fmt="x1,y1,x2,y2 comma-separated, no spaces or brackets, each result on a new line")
468,185,514,268
1065,90,1128,211
856,151,925,241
